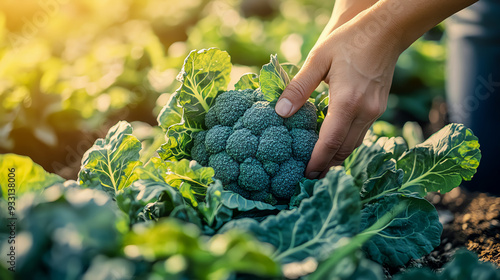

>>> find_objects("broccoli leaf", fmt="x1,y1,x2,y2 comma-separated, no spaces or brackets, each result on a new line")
361,194,442,267
157,49,230,162
221,167,361,264
397,123,481,196
235,73,259,90
344,135,406,189
176,48,231,125
197,181,233,232
116,180,169,224
157,120,203,162
162,159,215,206
0,153,64,198
259,54,290,103
79,121,142,195
221,191,278,211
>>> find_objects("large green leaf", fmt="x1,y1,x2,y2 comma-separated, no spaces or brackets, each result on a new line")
78,121,142,194
176,48,231,125
221,167,361,264
397,123,481,196
259,54,290,103
0,153,64,198
361,194,442,267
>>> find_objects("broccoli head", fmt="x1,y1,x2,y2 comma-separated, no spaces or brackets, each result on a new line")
192,89,318,203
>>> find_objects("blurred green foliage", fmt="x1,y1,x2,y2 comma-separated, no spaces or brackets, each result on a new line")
0,0,446,178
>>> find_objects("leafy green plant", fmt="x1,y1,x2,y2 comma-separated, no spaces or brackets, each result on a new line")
0,49,493,280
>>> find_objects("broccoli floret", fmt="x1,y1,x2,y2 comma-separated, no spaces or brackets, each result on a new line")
226,128,259,162
205,108,219,129
239,158,270,192
192,131,209,165
213,90,253,126
262,161,280,177
284,101,317,130
208,152,239,185
291,129,318,163
205,125,232,154
225,182,251,199
250,191,277,205
256,126,292,163
271,159,305,199
193,89,319,204
242,101,283,135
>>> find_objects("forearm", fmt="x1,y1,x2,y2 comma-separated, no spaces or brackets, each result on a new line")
363,0,478,52
318,0,378,43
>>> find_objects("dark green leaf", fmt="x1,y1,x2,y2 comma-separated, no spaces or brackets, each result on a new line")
221,167,361,264
361,194,442,267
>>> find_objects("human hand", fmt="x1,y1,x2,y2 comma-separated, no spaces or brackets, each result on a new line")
275,10,402,178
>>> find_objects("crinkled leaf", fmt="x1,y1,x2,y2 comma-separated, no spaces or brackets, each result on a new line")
344,135,406,189
0,153,64,197
221,191,278,211
259,54,290,103
221,167,361,264
162,159,215,207
234,73,259,90
197,181,233,232
289,178,317,209
132,180,201,226
361,194,442,267
397,123,481,196
157,120,203,161
79,121,142,194
176,48,231,124
360,159,404,202
115,180,182,224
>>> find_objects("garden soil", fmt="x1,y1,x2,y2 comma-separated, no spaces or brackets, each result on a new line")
388,187,500,276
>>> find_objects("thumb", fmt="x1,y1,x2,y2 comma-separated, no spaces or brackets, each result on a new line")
275,57,325,117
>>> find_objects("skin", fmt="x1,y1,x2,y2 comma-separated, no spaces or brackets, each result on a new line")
275,0,478,178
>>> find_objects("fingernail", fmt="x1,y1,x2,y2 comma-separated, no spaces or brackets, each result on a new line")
307,171,321,179
275,98,293,117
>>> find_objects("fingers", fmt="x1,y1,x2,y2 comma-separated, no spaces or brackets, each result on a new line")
275,52,328,117
305,91,382,179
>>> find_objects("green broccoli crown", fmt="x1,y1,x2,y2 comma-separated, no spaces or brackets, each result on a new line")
192,89,318,203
